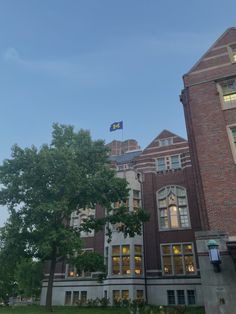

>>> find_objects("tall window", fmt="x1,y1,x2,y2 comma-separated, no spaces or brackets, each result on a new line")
227,125,236,163
134,245,143,275
161,243,196,276
218,78,236,109
112,245,130,275
229,44,236,62
156,155,181,172
157,186,190,229
133,190,141,210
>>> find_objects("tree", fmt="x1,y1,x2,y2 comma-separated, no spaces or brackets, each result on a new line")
0,124,149,311
15,258,43,299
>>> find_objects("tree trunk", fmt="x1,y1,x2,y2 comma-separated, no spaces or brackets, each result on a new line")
45,247,57,312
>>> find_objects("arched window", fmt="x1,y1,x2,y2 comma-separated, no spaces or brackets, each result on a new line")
157,186,190,230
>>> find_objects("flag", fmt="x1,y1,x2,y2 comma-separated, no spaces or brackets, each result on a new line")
110,121,123,132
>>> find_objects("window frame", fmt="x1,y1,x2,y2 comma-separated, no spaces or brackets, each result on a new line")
227,43,236,63
161,242,196,277
227,124,236,163
111,245,131,276
217,77,236,110
156,155,181,172
157,186,191,231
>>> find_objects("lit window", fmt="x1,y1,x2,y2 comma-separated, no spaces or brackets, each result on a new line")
230,44,236,62
156,155,181,172
121,290,129,300
219,78,236,109
157,186,190,230
134,245,142,275
67,249,93,278
133,190,141,210
112,245,130,275
113,290,121,304
161,243,196,276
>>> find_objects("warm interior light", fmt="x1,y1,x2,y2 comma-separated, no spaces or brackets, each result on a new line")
223,94,236,102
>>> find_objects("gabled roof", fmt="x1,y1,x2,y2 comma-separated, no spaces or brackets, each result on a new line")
144,129,186,151
186,27,236,75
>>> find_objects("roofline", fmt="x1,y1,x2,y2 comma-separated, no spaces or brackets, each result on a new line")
183,27,236,77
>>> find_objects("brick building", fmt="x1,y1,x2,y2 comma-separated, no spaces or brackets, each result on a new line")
41,28,236,311
181,27,236,314
41,134,203,307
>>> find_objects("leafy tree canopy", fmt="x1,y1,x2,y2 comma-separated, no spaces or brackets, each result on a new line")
0,124,149,310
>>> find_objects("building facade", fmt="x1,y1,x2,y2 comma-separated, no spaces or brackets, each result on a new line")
41,134,203,307
41,28,236,311
181,27,236,314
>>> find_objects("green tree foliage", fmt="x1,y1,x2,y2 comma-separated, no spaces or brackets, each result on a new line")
15,258,43,298
0,124,149,311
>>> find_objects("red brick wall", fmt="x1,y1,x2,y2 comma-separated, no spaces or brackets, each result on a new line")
182,28,236,235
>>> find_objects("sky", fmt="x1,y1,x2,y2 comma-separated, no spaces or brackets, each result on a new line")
0,0,236,226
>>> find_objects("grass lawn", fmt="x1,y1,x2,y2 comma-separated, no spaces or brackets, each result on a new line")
0,306,205,314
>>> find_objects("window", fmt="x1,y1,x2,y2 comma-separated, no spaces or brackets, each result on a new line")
113,290,129,303
218,78,236,109
133,190,141,210
177,290,185,305
65,291,72,305
227,125,236,163
113,290,121,303
159,138,173,147
134,245,143,275
136,290,144,300
72,291,79,305
81,291,87,304
161,243,196,276
229,44,236,62
167,290,175,305
112,245,130,275
156,155,181,172
70,208,95,237
157,186,190,230
187,290,196,305
67,249,93,278
121,290,129,300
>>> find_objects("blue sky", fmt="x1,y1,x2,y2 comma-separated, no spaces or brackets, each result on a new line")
0,0,236,225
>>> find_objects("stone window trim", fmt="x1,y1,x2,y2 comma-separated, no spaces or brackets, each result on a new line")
161,242,196,277
157,185,191,231
226,124,236,163
227,43,236,63
217,77,236,110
